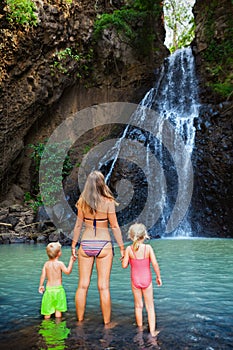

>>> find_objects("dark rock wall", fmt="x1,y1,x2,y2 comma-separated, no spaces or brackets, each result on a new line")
0,0,168,203
191,0,233,236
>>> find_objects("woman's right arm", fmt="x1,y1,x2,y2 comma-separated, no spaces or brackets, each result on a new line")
71,206,84,256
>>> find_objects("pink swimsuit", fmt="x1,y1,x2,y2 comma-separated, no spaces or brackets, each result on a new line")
129,245,152,289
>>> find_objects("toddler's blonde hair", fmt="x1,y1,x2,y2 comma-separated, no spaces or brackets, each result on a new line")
46,242,61,259
128,223,150,251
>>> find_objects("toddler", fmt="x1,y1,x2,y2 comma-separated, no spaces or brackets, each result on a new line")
39,242,76,319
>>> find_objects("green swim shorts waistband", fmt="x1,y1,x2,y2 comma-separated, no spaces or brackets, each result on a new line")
46,285,64,290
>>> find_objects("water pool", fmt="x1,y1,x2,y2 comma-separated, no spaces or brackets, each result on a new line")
0,238,232,349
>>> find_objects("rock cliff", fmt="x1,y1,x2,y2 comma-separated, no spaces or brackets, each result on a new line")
0,0,168,204
191,0,233,236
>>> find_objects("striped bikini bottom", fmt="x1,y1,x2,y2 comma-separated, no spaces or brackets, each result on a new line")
80,240,114,257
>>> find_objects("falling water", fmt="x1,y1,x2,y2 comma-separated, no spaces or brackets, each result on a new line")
100,47,199,237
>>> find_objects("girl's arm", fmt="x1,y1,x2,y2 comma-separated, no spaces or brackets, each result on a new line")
149,246,162,286
38,264,46,293
107,201,125,258
122,246,130,268
60,256,76,275
71,206,84,257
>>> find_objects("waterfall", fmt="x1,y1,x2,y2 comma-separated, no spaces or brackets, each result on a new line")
100,48,199,237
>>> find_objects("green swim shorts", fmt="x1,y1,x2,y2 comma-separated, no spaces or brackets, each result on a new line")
41,285,67,316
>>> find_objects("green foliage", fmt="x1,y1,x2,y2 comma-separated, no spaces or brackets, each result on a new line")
203,3,233,98
93,10,143,41
50,47,94,78
27,141,73,208
6,0,37,27
83,145,91,154
93,1,161,56
126,0,160,12
24,192,43,212
211,82,233,98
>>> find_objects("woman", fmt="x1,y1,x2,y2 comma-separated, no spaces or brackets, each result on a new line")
71,170,125,325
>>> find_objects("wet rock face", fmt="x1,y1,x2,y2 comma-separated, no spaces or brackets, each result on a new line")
0,0,168,202
191,102,233,237
192,0,233,237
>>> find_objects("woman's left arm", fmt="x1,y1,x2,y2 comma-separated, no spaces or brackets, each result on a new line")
107,201,125,257
122,246,130,268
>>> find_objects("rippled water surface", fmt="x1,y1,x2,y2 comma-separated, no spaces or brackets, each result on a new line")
0,238,232,349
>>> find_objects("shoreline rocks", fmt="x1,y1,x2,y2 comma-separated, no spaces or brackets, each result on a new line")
0,204,72,245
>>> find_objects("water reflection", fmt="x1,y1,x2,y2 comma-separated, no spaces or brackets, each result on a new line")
38,319,70,350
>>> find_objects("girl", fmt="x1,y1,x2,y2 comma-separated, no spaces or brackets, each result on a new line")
122,223,162,337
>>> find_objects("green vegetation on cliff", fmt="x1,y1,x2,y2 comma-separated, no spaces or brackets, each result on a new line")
6,0,37,26
25,142,73,210
93,0,162,57
203,1,233,99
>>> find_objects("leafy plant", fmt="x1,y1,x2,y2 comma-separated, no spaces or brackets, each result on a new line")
210,80,233,99
83,145,91,154
93,10,140,40
6,0,37,27
27,141,73,208
24,192,43,212
93,0,161,56
50,47,94,78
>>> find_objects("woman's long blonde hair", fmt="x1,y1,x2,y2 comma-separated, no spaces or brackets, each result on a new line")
77,171,116,214
128,223,150,251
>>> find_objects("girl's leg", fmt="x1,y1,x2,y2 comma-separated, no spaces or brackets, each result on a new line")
75,249,95,321
96,249,113,325
142,283,157,337
131,284,143,328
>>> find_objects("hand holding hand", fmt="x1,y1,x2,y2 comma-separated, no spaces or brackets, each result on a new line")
71,247,77,259
71,254,77,262
120,247,125,261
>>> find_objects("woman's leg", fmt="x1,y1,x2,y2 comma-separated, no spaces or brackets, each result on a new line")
142,283,157,336
76,249,95,321
96,249,113,324
131,284,143,328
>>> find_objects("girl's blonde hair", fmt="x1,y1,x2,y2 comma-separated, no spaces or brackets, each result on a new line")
128,223,150,251
77,170,117,214
46,242,61,259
